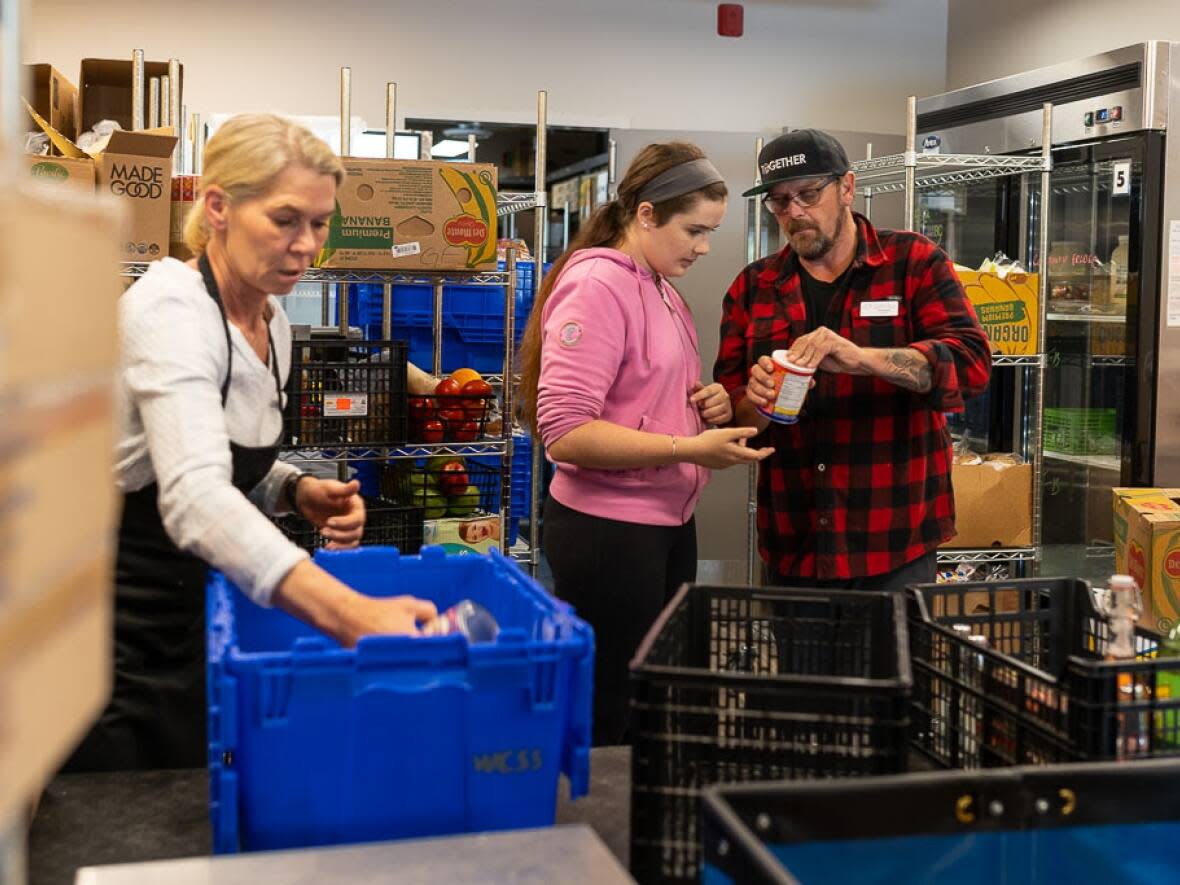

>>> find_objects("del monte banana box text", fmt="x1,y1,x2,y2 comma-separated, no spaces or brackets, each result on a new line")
317,159,498,271
957,270,1039,357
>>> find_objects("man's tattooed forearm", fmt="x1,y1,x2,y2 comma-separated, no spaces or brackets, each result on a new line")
880,348,933,393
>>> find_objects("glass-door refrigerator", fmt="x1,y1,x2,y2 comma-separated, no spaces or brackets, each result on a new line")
914,42,1174,580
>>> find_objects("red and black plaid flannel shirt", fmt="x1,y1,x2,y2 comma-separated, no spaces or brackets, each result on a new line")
714,212,991,579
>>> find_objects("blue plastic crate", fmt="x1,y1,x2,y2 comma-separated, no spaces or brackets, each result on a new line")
347,261,549,373
206,546,594,853
701,761,1180,884
469,434,535,545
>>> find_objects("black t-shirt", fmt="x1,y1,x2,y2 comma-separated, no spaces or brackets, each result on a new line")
798,263,852,332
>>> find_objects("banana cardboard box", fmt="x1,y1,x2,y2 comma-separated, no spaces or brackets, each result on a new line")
316,159,498,271
1112,487,1180,633
957,270,1039,357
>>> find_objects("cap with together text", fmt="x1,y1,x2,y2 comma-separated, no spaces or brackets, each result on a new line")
742,129,851,197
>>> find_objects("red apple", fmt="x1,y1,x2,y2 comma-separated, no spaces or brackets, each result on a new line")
438,461,469,496
409,396,435,421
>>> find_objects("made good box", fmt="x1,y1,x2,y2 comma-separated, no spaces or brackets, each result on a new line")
1112,487,1180,633
958,270,1039,357
316,159,497,271
94,129,177,260
206,546,594,852
944,458,1032,549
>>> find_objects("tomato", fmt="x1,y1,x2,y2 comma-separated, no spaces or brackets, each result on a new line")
460,378,494,419
452,419,479,442
408,396,435,421
417,418,444,444
435,377,463,398
438,461,469,496
439,407,467,426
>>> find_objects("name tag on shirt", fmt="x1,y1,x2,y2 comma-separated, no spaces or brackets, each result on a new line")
858,300,900,318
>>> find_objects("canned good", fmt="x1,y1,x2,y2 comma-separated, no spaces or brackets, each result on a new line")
756,349,816,425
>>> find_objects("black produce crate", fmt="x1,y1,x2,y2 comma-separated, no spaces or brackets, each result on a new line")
907,578,1180,770
275,495,423,554
285,339,408,448
629,584,912,885
700,759,1180,885
380,459,501,521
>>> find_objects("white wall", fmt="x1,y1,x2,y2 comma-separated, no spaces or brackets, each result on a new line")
28,0,947,135
946,0,1180,89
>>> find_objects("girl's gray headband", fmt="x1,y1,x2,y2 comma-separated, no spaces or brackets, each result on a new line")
636,158,725,204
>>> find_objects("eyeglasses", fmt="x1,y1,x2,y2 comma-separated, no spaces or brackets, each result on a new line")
761,177,839,214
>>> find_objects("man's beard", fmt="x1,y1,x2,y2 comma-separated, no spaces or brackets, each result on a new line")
787,211,846,260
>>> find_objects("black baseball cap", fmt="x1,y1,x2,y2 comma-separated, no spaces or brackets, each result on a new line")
742,129,851,197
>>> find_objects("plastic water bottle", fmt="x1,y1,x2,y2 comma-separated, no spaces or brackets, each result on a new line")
422,600,499,643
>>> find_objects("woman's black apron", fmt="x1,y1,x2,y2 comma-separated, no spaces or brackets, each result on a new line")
66,254,284,771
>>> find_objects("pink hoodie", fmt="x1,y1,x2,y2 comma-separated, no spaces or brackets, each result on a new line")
536,248,708,526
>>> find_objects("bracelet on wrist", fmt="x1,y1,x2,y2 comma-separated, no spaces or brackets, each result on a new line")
285,472,313,516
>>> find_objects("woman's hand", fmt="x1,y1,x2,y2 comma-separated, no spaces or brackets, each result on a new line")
690,381,732,426
273,560,437,647
678,426,774,470
295,477,366,548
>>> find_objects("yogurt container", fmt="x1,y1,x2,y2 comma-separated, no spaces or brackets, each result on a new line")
756,350,816,424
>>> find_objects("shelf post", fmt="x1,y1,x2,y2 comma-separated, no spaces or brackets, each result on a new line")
502,249,517,556
862,142,873,222
1031,102,1053,571
746,136,764,587
904,95,917,231
528,90,549,577
383,83,396,342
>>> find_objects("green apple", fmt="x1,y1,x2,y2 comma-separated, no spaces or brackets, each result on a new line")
447,484,481,517
421,489,448,520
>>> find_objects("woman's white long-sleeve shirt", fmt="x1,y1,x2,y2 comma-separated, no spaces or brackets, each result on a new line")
115,257,308,605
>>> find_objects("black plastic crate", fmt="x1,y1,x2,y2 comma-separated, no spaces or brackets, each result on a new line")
285,339,408,448
274,495,423,554
380,458,501,521
629,584,912,884
908,578,1180,769
700,759,1180,885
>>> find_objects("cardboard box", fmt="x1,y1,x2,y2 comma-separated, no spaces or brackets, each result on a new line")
0,183,119,820
317,159,498,271
170,174,199,260
94,129,177,260
944,460,1033,548
957,271,1039,357
23,154,95,192
0,559,111,821
25,63,78,144
551,177,579,212
1112,487,1180,633
79,58,183,135
0,184,122,387
423,516,502,554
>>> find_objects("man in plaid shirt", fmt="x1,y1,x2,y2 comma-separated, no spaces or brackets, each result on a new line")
714,129,991,591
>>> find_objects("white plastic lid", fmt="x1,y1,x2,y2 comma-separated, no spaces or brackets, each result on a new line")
1109,574,1138,590
770,349,817,375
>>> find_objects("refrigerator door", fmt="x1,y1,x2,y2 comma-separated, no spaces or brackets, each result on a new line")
1035,134,1163,577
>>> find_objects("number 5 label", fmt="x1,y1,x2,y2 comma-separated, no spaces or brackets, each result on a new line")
1113,161,1131,196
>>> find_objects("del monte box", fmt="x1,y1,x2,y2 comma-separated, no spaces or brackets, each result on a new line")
1112,487,1180,633
317,159,497,272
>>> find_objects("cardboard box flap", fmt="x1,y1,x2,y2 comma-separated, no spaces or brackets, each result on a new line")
24,100,86,159
102,128,177,158
1113,487,1180,517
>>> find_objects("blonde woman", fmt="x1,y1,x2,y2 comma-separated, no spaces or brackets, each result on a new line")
67,115,436,771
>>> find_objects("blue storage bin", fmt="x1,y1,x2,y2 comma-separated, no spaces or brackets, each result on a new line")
206,546,594,853
469,433,535,545
701,760,1180,885
347,262,550,373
